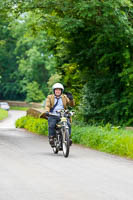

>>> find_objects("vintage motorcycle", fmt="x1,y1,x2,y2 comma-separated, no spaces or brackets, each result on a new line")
48,109,74,158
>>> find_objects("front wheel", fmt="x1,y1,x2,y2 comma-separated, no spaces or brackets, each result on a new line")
62,127,70,158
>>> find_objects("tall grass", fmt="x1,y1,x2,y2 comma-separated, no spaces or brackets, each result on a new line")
71,124,133,158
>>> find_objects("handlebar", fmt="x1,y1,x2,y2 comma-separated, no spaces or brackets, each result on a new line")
48,112,59,117
47,110,75,117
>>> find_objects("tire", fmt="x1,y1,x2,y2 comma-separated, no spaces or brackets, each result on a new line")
62,127,70,158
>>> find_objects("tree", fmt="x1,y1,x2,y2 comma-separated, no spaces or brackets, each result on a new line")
25,81,45,102
2,0,133,124
0,11,56,101
0,18,26,100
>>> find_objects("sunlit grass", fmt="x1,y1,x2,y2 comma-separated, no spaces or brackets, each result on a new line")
71,124,133,159
0,108,8,120
10,106,29,111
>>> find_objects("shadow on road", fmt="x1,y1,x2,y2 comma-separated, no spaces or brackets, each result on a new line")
33,151,77,158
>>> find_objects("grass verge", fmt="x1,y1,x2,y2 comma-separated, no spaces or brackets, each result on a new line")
10,106,29,111
0,108,8,120
16,116,48,135
71,124,133,159
16,116,133,159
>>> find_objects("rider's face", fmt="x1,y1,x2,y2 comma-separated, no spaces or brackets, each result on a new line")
55,88,62,97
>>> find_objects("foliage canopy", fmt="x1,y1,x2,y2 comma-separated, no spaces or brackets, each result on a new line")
1,0,133,125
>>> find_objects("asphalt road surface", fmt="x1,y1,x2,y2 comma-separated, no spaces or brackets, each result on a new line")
0,110,26,128
0,111,133,200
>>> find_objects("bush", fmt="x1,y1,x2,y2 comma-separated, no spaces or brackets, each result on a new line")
71,124,133,159
16,116,48,135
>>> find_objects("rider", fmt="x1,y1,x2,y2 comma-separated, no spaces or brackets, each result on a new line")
42,83,75,146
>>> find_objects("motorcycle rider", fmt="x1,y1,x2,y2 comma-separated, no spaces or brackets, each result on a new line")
41,83,75,147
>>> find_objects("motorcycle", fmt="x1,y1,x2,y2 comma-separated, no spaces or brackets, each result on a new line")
48,109,74,158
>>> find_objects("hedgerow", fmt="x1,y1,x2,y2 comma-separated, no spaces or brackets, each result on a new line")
71,125,133,159
15,116,48,135
16,116,133,159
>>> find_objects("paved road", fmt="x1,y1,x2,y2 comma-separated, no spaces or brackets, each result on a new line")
0,110,26,128
0,111,133,200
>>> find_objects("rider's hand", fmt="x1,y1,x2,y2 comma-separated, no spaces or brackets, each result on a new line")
66,92,73,100
45,111,49,117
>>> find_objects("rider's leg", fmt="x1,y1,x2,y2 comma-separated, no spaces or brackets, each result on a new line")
48,117,56,136
48,116,58,146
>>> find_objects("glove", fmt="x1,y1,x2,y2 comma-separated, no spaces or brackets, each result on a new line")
45,111,49,117
66,92,73,100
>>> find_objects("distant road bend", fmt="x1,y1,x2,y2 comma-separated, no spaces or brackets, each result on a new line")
0,110,133,200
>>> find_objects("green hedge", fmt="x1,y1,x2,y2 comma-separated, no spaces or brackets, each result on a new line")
0,108,8,120
16,116,133,159
71,124,133,159
16,116,48,135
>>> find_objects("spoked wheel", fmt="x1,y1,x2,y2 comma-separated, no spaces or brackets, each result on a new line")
62,128,70,158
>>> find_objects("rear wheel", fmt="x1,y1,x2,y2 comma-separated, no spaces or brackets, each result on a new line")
62,127,70,158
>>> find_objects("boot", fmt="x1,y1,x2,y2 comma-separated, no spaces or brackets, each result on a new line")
49,136,55,147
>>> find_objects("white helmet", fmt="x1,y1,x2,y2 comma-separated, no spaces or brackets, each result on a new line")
52,83,64,91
